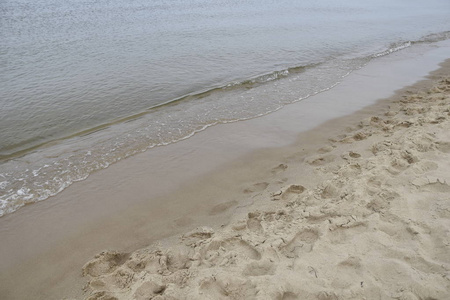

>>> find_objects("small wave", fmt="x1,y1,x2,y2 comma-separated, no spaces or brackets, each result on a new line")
372,41,412,58
1,31,450,217
224,64,318,89
372,30,450,59
225,69,289,88
416,31,450,43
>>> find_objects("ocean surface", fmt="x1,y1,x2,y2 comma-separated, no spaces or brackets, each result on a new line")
1,0,450,216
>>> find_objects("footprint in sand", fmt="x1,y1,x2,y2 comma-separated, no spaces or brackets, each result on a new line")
243,182,269,194
281,184,306,201
281,228,320,258
209,200,238,215
341,151,361,160
320,182,340,199
339,131,372,143
246,212,264,232
174,216,194,227
82,251,130,277
272,163,288,174
307,155,335,166
99,268,134,291
126,249,188,275
331,256,363,289
349,151,361,158
205,237,261,260
353,131,370,141
134,281,166,300
317,145,334,154
242,259,276,276
182,227,214,246
389,150,419,171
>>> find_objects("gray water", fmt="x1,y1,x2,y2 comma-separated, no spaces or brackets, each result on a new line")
1,0,450,216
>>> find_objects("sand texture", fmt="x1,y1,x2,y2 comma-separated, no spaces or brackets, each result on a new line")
80,77,450,300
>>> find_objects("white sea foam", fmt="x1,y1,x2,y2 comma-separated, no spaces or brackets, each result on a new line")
372,42,412,58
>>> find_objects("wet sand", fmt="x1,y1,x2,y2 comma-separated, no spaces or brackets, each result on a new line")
83,70,450,299
0,42,449,299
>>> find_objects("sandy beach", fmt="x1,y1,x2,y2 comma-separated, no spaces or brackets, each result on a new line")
1,45,450,300
78,61,450,299
2,2,450,300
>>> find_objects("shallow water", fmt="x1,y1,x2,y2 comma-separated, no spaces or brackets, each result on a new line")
1,0,450,215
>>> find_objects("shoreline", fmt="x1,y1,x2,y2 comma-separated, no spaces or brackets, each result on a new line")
0,44,449,299
82,61,450,299
3,36,450,219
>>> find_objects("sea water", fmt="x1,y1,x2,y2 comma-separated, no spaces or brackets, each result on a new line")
1,0,450,216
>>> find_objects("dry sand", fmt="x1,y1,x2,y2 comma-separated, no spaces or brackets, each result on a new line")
79,68,450,299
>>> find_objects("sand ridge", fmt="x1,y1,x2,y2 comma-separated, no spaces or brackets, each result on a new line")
80,78,450,300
